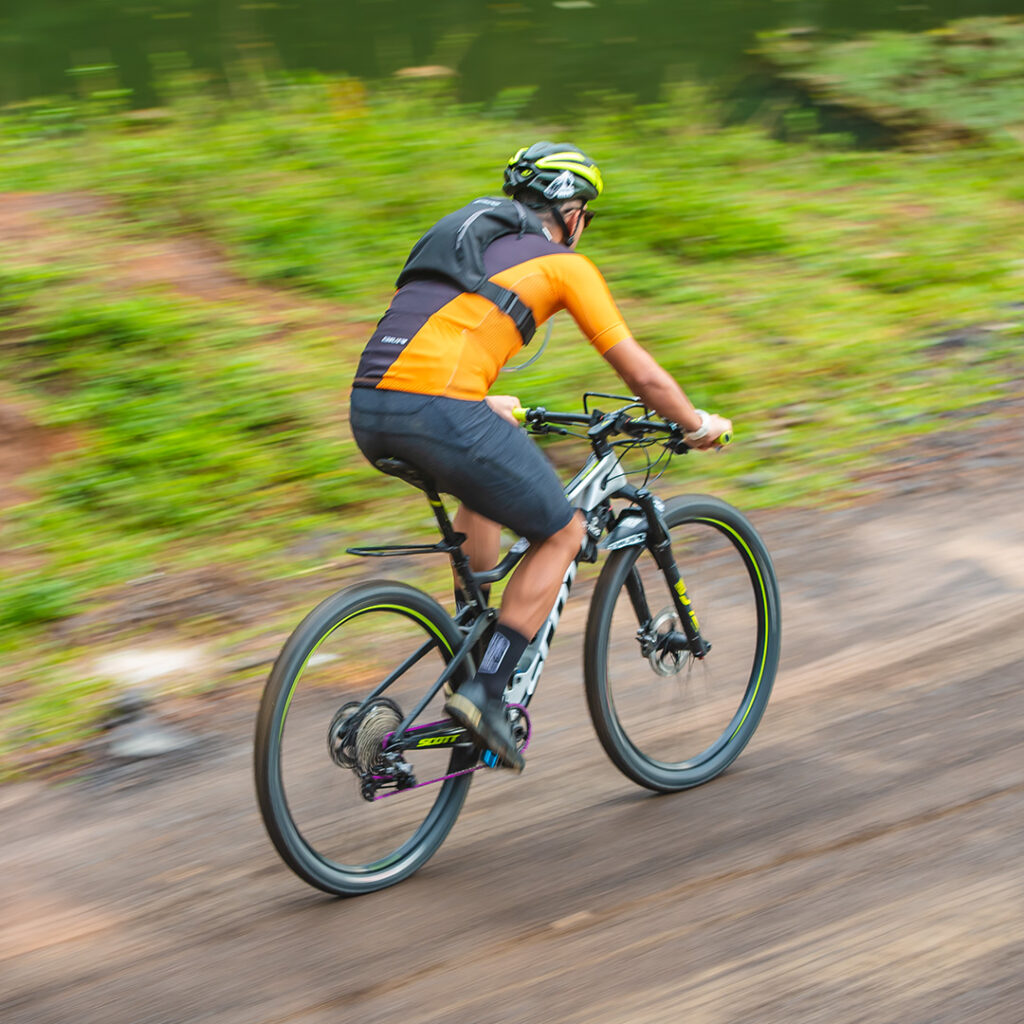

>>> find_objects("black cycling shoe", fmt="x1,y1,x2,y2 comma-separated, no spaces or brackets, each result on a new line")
444,678,524,773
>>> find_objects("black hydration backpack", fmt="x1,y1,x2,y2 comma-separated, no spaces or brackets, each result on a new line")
395,197,547,345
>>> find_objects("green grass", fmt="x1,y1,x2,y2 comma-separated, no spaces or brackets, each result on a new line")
1,70,1022,772
756,17,1024,144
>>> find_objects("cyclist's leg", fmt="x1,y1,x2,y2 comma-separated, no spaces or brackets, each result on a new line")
452,505,500,607
444,514,584,771
433,420,583,768
497,512,585,639
349,390,577,767
453,506,501,572
450,505,583,635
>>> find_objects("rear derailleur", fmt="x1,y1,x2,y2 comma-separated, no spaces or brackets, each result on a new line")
327,697,418,801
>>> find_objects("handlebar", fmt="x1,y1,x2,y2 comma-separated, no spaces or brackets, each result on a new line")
513,404,732,448
513,406,591,428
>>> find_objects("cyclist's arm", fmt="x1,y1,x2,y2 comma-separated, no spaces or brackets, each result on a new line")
603,338,701,430
603,338,731,447
551,255,729,444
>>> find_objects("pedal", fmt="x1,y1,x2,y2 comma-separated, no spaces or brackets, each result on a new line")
480,705,531,769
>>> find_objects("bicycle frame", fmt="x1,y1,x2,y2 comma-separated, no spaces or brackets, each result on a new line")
345,398,712,757
504,445,628,705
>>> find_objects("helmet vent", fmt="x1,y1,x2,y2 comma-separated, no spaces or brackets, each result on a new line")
543,170,578,200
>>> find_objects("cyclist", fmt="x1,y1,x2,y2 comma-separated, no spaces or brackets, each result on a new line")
350,141,731,772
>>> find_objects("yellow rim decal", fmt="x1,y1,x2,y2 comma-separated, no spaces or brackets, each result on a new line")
695,517,770,739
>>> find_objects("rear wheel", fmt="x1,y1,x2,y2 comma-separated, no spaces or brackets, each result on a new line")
584,495,780,792
254,581,475,895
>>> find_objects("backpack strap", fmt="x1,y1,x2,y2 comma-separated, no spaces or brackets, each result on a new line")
475,279,537,345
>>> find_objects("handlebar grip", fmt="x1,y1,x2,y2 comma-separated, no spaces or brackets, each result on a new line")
513,405,528,424
717,430,733,446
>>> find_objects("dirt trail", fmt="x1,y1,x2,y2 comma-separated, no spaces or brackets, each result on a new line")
0,191,353,314
2,423,1023,1024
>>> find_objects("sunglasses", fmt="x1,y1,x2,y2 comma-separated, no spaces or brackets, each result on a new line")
579,208,595,228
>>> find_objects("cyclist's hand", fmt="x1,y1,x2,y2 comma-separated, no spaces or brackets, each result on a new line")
690,413,733,450
670,412,733,451
486,394,524,426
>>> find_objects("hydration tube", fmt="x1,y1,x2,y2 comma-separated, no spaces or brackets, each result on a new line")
500,317,553,373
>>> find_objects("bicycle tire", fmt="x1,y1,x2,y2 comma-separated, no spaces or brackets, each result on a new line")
254,580,476,895
584,495,781,792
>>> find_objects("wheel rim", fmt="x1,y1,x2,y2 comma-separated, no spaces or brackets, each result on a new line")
604,515,771,774
270,602,472,879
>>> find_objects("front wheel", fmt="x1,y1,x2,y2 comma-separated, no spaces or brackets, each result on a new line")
584,495,781,792
254,580,476,895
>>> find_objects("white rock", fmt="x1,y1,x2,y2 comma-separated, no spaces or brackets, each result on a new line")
96,647,205,687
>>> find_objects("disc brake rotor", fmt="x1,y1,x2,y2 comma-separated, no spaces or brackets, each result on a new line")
327,701,362,768
648,607,686,677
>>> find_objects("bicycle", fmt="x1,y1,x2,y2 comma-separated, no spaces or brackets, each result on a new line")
254,394,781,896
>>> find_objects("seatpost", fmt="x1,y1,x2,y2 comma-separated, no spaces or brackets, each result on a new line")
423,485,459,545
422,488,488,610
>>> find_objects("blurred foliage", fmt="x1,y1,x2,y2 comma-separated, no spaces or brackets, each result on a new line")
756,17,1024,146
1,59,1023,770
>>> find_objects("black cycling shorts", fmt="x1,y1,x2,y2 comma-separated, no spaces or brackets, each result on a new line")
349,388,575,542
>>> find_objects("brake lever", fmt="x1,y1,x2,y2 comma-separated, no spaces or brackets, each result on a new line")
665,430,691,454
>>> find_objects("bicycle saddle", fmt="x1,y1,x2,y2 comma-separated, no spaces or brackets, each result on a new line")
374,457,436,493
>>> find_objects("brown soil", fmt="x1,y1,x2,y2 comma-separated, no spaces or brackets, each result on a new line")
0,401,69,510
0,409,1021,1024
0,191,354,316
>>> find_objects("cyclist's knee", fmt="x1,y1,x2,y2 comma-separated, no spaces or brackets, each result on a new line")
552,510,585,549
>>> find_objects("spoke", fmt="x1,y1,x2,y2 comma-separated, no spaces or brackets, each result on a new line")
361,639,438,704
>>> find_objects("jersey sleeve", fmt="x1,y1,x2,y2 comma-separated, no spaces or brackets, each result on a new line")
547,253,632,355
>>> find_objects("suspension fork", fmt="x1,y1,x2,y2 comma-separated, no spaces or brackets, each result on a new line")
624,566,653,631
632,488,710,658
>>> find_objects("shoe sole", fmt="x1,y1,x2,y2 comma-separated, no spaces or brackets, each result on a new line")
444,694,524,773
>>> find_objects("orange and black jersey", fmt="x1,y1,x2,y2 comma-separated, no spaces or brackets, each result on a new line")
353,229,632,401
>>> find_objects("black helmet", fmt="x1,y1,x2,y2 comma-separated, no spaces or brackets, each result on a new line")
502,141,604,205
